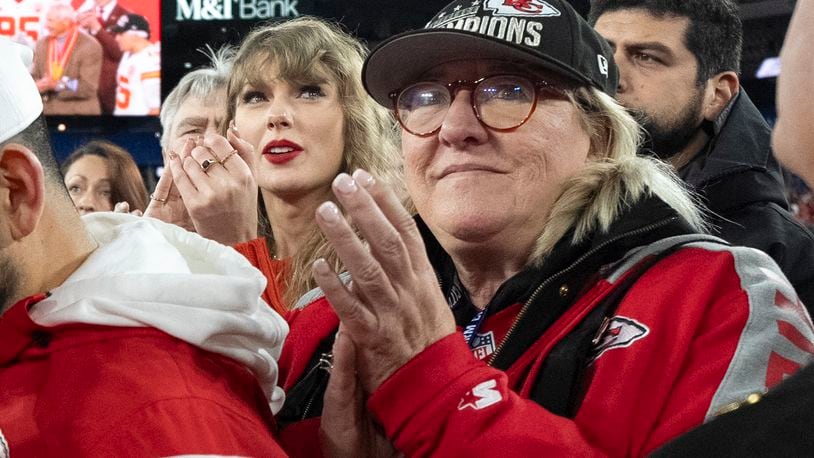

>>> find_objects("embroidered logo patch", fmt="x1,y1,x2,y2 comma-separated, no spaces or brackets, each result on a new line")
484,0,562,17
458,379,503,411
591,316,649,361
470,331,496,360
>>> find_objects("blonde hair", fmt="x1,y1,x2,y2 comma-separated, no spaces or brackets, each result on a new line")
530,86,708,264
224,17,403,308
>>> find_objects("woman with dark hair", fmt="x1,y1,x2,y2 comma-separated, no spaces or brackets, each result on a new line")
61,140,149,215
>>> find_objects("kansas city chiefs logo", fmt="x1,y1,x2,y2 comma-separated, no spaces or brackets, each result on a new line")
590,316,649,361
484,0,562,16
458,379,503,411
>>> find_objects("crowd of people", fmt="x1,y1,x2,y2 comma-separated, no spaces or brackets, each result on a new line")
1,0,814,456
30,0,159,116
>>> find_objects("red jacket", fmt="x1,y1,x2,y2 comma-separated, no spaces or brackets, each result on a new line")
276,200,814,457
0,294,287,457
94,3,129,114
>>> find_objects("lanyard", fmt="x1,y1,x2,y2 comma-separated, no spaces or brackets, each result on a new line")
445,273,489,349
47,27,79,81
462,307,489,349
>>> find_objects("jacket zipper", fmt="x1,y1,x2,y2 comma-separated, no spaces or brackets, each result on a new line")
487,217,679,366
300,352,334,420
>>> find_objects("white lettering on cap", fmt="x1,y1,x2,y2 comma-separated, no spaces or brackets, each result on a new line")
597,54,609,77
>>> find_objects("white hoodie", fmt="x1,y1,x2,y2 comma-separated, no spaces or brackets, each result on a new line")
29,212,289,414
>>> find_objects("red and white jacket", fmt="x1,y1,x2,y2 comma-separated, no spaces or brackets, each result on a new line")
276,191,814,457
0,213,289,456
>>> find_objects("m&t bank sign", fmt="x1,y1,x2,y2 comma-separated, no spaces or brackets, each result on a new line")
176,0,300,21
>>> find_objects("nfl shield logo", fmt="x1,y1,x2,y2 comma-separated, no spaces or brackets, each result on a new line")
471,331,496,360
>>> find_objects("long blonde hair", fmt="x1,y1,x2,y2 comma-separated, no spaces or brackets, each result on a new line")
224,17,403,308
530,86,708,264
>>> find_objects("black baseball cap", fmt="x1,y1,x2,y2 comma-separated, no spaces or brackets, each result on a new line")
363,0,618,106
110,14,150,38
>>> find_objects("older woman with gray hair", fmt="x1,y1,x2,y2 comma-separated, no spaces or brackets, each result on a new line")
274,0,814,456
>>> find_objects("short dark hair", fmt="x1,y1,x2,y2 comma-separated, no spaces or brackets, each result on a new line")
1,115,63,186
61,140,149,212
588,0,742,83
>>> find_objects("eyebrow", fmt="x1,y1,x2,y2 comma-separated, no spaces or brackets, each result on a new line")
64,176,111,186
622,41,675,58
243,76,331,91
176,117,209,128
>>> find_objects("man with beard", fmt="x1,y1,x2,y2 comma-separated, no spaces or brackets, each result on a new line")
653,1,814,453
590,0,814,311
0,38,287,455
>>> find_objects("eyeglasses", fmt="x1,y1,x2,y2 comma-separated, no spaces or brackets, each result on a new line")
390,75,568,137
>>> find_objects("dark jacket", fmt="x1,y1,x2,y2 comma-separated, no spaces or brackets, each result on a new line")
679,90,814,312
653,362,814,457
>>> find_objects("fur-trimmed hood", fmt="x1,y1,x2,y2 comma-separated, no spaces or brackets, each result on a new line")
530,154,706,265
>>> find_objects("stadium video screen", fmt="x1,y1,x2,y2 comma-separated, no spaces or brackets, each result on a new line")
0,0,161,117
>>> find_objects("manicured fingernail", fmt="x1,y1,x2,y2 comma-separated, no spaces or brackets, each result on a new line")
313,258,331,275
114,202,127,212
229,119,238,133
352,169,374,188
333,173,357,194
317,201,341,223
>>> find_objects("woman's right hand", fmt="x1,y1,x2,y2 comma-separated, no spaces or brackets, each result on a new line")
167,125,259,246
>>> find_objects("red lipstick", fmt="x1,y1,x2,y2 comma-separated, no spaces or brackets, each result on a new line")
262,139,303,165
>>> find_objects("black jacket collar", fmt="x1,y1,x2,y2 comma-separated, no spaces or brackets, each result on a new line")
679,90,789,213
418,193,698,322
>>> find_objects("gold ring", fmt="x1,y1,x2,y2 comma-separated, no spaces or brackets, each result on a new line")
149,193,168,203
219,149,238,165
200,158,218,173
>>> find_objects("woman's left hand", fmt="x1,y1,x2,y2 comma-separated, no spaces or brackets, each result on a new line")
320,327,397,458
168,125,259,246
312,169,456,394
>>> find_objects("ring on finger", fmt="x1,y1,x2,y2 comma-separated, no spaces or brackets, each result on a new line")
219,149,238,165
149,193,168,204
200,158,218,173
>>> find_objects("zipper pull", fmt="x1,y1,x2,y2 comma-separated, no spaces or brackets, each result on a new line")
592,317,611,346
317,352,334,373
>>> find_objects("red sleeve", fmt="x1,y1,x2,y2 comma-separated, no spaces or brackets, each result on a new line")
93,28,123,62
369,333,601,456
367,247,814,457
233,237,288,315
85,397,286,457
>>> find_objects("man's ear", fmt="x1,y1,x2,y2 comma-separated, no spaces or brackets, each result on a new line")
702,71,739,121
0,143,46,242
